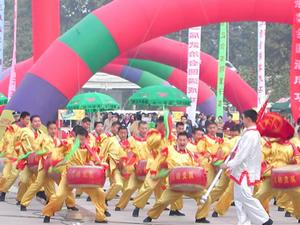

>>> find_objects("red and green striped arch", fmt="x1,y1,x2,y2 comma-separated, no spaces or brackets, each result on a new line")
5,0,292,122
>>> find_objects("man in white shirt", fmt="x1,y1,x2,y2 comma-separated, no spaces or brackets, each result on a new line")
221,109,273,225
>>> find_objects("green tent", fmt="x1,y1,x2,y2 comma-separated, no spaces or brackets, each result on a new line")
270,98,290,113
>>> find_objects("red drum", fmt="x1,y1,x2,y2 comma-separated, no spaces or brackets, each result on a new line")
169,166,207,192
135,160,148,181
67,166,106,188
44,154,61,181
27,153,40,172
271,165,300,189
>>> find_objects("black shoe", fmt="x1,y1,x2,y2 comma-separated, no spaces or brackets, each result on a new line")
20,205,27,211
169,210,185,216
0,192,6,201
285,211,292,217
212,211,219,217
104,211,111,217
67,206,79,211
43,216,50,223
16,201,20,205
262,218,273,225
132,207,140,217
115,207,121,211
278,207,284,211
231,202,235,206
86,196,91,201
95,220,108,223
143,217,152,223
36,191,47,201
195,218,210,223
164,207,170,211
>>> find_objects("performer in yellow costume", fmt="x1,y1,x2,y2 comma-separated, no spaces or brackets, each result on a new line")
16,115,46,203
42,126,107,223
188,128,205,154
197,121,230,188
212,125,241,217
0,111,30,202
115,121,148,211
132,117,184,217
254,138,300,222
101,121,127,204
143,131,211,223
195,122,233,218
19,121,77,211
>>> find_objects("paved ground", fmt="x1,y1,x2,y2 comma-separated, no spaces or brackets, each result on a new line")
0,185,298,225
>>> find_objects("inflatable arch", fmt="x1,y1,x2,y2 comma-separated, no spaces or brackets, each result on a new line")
0,58,216,115
6,0,292,122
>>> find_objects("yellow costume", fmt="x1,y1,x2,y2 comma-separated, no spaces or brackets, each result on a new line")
132,130,181,215
196,135,232,217
42,141,107,222
16,127,46,202
20,136,76,208
213,135,240,216
254,139,300,219
146,145,211,221
102,135,127,202
115,135,148,209
197,135,230,187
0,123,24,195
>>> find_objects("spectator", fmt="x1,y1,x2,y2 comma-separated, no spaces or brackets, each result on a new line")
216,116,224,138
223,113,236,131
81,117,91,131
121,114,130,127
181,115,192,137
175,122,185,135
104,112,113,132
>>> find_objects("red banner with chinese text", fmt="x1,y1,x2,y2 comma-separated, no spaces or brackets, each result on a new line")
290,0,300,121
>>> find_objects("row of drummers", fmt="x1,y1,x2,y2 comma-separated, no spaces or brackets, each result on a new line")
1,114,300,223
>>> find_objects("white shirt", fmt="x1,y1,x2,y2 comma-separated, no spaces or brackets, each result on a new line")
227,125,262,185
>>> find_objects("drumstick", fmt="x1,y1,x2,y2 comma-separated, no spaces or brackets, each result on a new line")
200,147,235,204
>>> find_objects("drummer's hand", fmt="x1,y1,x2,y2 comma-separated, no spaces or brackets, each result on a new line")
220,164,228,170
88,161,95,166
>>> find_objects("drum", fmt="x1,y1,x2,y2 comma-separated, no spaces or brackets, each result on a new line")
44,154,61,181
169,166,207,192
67,166,106,188
135,160,148,181
271,165,300,189
27,153,40,172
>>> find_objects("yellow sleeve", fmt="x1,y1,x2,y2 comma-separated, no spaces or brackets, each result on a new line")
20,128,34,155
196,139,206,155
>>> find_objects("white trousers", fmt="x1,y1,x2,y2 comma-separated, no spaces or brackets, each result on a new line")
234,178,269,225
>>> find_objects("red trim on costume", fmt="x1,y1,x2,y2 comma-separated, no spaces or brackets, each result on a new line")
207,134,224,144
132,134,146,142
229,171,261,186
161,147,168,156
150,170,157,176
